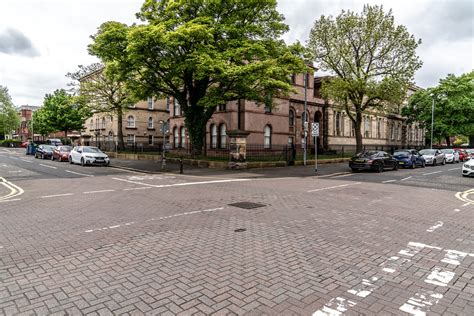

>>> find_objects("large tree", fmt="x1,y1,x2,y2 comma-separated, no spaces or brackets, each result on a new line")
0,85,20,139
307,5,422,152
89,0,304,154
40,89,90,139
403,71,474,147
67,63,136,150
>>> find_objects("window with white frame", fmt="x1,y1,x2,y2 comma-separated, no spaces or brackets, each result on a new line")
148,117,154,129
264,125,272,149
390,123,395,140
147,97,154,110
127,134,135,145
334,111,343,136
397,124,401,140
174,98,181,116
90,119,93,130
376,118,382,138
148,135,153,145
210,124,217,149
173,127,179,148
289,109,295,127
101,117,106,129
180,127,186,148
364,116,371,138
219,124,227,149
127,115,135,128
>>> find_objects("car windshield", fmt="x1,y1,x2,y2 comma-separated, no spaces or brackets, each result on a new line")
419,149,435,155
393,151,410,158
43,145,55,151
441,149,454,154
355,151,379,158
83,147,102,153
60,146,72,152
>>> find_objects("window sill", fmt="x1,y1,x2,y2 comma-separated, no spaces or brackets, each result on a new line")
125,127,137,130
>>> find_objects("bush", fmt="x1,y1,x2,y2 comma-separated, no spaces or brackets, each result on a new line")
0,139,22,147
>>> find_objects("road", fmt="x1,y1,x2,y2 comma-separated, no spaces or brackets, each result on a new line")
0,148,473,315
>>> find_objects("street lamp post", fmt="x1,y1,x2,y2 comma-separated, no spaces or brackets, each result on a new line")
303,72,308,166
160,120,168,170
431,96,435,149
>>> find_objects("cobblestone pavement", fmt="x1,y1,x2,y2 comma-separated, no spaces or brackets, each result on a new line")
0,149,473,315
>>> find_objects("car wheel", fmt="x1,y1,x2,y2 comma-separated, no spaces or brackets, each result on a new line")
421,161,426,168
105,162,110,167
393,163,399,171
442,159,446,165
411,161,416,169
81,158,86,167
69,156,73,164
351,168,359,173
376,163,384,173
41,154,45,159
433,159,437,166
51,155,54,161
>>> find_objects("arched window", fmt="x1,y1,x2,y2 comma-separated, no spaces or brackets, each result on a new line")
173,127,179,148
127,115,135,128
173,98,181,116
210,124,217,149
180,127,186,148
219,124,227,149
148,117,154,129
264,125,272,149
289,109,295,127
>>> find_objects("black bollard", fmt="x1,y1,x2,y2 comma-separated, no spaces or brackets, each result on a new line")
179,158,183,174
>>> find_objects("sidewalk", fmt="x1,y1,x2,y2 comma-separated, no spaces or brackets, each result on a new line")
110,157,351,179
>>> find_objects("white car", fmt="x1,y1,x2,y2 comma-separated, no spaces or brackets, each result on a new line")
69,146,110,167
419,149,446,166
462,158,474,177
441,149,460,163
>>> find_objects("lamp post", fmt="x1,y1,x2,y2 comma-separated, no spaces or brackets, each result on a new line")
303,72,308,166
160,120,168,170
430,95,435,149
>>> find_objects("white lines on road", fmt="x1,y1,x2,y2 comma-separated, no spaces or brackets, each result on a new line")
307,182,361,193
19,159,32,163
382,179,397,183
423,170,442,176
441,249,468,266
0,198,22,203
39,163,57,169
448,167,460,171
40,193,74,199
65,170,94,177
347,277,378,298
85,207,226,233
400,176,412,181
455,188,474,207
317,172,351,178
0,177,25,202
112,177,251,189
313,297,356,316
399,290,443,316
424,268,455,287
426,221,443,232
123,187,152,191
331,173,355,178
83,189,115,194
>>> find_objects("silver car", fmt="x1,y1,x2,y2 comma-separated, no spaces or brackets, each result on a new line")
440,149,460,163
419,149,446,166
69,146,110,167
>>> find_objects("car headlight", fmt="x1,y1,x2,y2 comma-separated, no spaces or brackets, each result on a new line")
85,155,93,158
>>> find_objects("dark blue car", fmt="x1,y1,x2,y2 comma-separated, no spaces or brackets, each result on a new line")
393,149,426,168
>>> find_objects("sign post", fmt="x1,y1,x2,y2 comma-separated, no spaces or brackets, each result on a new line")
312,123,319,173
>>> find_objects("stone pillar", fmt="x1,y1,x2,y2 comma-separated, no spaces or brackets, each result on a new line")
227,130,250,169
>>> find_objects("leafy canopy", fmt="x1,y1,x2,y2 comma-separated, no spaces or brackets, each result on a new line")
0,85,20,137
89,0,305,151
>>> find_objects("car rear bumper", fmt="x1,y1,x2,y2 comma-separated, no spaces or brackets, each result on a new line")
349,162,373,170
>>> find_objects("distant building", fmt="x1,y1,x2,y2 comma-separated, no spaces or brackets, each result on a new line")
16,105,40,142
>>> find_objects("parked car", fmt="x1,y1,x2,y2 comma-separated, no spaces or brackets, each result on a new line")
51,145,73,162
465,149,474,159
393,149,426,169
47,138,63,146
440,149,460,163
34,145,55,159
453,148,469,162
69,146,110,166
419,149,446,166
20,141,28,148
462,159,474,177
349,150,398,173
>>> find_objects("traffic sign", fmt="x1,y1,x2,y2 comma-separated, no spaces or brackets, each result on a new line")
312,122,320,136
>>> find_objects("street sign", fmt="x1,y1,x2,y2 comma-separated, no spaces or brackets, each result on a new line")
312,122,320,137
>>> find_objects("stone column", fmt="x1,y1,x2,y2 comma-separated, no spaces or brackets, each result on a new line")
227,130,250,169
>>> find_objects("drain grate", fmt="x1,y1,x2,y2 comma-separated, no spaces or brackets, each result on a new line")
228,202,266,209
234,228,247,233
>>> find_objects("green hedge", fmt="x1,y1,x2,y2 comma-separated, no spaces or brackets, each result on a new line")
0,139,22,147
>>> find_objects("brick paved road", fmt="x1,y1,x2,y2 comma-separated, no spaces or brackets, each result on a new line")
0,148,473,315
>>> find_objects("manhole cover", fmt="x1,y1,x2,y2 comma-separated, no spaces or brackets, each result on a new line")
228,202,266,209
234,228,247,233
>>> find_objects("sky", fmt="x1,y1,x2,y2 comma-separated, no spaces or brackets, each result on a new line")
0,0,472,106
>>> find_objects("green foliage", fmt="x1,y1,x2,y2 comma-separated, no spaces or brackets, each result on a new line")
307,5,422,151
0,85,20,138
403,71,474,145
37,89,91,138
89,0,305,153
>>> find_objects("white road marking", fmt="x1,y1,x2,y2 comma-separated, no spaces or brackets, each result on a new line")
65,170,94,177
423,170,442,175
398,242,441,257
40,193,74,199
313,297,356,316
316,172,351,178
454,208,461,212
0,177,25,201
331,173,355,178
424,268,455,286
347,277,378,298
382,179,397,183
455,188,474,207
381,256,411,273
399,290,443,315
123,187,153,191
448,167,460,171
441,250,468,265
39,163,57,169
112,177,251,188
307,182,361,193
0,198,22,203
400,176,412,181
83,189,115,194
426,221,443,232
19,159,32,163
8,170,22,173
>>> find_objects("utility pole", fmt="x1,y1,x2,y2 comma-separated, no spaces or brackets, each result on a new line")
303,72,308,166
430,96,434,149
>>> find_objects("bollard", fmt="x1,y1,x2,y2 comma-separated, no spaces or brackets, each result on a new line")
179,158,184,174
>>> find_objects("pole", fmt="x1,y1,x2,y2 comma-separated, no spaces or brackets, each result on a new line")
314,136,318,173
303,72,307,166
161,121,166,170
430,97,434,149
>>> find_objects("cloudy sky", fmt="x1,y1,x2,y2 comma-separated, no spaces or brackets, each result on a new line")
0,0,472,106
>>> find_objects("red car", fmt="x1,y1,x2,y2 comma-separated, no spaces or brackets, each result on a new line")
51,145,73,161
454,148,469,161
20,141,28,148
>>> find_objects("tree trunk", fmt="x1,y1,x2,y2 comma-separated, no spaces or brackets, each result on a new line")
445,136,451,147
355,112,363,153
184,105,213,157
117,107,125,151
64,130,68,141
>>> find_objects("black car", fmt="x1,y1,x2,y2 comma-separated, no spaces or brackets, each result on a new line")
34,145,55,159
349,150,398,172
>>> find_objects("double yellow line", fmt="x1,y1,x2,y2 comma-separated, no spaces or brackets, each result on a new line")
455,188,474,206
0,177,24,201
